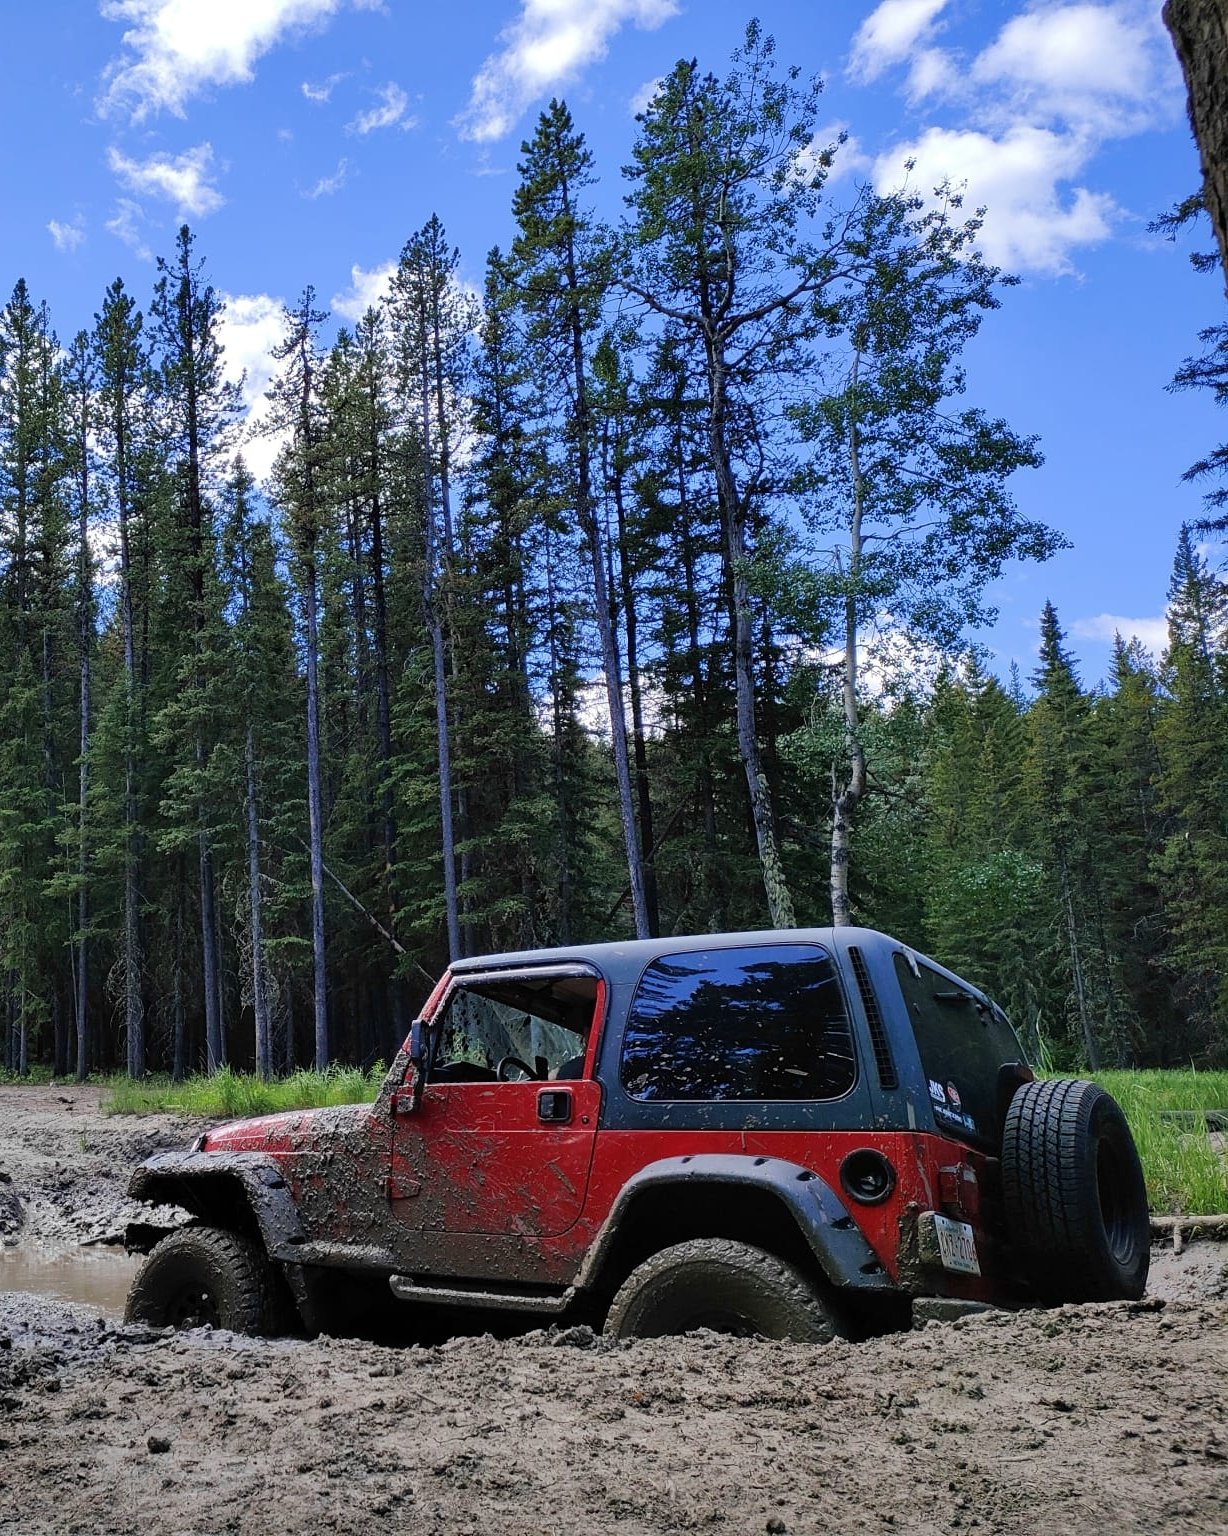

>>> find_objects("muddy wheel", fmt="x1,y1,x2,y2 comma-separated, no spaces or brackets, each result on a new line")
1002,1078,1150,1303
125,1226,273,1334
604,1238,843,1342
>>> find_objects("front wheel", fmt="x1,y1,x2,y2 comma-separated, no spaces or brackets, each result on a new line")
125,1226,274,1334
604,1238,845,1342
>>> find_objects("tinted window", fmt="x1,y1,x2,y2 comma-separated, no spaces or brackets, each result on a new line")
621,945,855,1101
893,953,1024,1145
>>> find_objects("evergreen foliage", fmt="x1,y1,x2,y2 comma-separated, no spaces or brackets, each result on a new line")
0,28,1223,1075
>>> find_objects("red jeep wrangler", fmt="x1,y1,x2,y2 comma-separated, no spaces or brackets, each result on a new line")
125,928,1150,1340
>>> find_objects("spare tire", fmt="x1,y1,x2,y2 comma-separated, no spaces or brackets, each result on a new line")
1002,1078,1149,1302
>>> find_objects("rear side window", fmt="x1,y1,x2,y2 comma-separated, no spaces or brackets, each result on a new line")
893,953,1024,1145
621,944,855,1102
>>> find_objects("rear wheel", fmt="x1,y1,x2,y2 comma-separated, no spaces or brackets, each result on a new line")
604,1238,844,1342
125,1226,274,1334
1002,1078,1150,1302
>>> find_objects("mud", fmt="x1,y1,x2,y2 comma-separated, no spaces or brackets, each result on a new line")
1,1084,1227,1536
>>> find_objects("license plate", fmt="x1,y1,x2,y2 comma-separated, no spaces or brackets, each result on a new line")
932,1213,981,1275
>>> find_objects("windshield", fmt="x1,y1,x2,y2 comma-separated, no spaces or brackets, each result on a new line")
893,952,1025,1146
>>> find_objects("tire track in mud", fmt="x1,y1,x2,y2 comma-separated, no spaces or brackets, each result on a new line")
0,1289,1226,1536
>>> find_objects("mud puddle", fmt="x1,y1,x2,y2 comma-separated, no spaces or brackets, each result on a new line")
0,1243,140,1316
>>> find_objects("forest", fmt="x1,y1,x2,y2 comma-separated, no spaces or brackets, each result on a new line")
0,25,1225,1081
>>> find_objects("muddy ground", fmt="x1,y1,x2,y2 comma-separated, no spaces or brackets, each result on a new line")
1,1083,1226,1536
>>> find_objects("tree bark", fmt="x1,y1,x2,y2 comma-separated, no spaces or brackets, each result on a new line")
1165,0,1228,286
303,553,329,1068
706,344,795,929
245,724,271,1080
831,349,868,927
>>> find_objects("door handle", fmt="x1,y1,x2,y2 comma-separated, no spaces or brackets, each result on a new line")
537,1089,572,1124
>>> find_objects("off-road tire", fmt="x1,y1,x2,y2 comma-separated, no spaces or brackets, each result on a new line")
125,1225,274,1334
1002,1078,1150,1303
604,1238,844,1342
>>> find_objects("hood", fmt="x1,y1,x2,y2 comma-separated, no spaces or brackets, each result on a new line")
201,1102,370,1154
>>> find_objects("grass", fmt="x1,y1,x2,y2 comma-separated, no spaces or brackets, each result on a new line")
102,1064,386,1119
10,1061,1223,1216
1090,1070,1228,1217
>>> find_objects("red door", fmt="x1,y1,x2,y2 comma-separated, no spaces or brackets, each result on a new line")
389,1078,600,1238
385,966,603,1283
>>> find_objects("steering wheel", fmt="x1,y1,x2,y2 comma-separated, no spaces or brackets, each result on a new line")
496,1055,537,1082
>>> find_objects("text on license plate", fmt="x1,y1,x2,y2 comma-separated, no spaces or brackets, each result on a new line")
933,1213,981,1275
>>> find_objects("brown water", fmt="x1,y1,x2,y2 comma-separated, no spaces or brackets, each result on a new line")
0,1245,141,1317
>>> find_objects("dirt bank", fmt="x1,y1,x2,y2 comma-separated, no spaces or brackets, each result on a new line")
1,1084,1226,1536
0,1083,202,1249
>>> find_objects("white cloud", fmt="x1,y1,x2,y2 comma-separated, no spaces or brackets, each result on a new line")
800,122,869,185
849,0,951,84
629,76,662,117
347,81,413,134
108,142,225,218
459,0,679,143
48,218,86,252
972,4,1163,133
1072,611,1170,655
305,158,350,198
219,292,288,481
330,260,395,320
105,197,154,261
858,3,1181,277
100,0,357,120
302,70,348,104
874,125,1117,275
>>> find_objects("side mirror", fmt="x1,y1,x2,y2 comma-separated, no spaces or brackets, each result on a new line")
391,1020,427,1116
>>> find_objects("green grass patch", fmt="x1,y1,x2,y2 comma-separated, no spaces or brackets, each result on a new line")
103,1064,386,1119
87,1065,1228,1216
1092,1070,1228,1217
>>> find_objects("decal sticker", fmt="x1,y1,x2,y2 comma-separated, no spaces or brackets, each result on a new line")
946,1082,962,1110
928,1079,947,1103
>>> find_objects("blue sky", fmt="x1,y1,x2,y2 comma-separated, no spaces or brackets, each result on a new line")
3,0,1220,687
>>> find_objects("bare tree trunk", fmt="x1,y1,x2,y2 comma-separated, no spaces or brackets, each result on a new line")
1059,853,1101,1071
172,880,187,1081
198,823,221,1073
611,434,659,936
544,532,574,942
706,346,795,929
75,389,92,1084
245,725,271,1079
831,350,868,928
303,555,328,1068
556,182,649,938
1165,0,1228,286
411,297,462,963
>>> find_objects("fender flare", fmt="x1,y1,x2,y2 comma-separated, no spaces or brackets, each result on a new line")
127,1151,307,1261
575,1153,896,1293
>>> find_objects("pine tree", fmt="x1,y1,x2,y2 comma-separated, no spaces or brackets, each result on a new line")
389,217,477,958
265,288,331,1068
621,25,834,928
93,277,150,1078
150,228,242,1075
792,189,1052,926
1153,528,1228,1053
511,103,650,939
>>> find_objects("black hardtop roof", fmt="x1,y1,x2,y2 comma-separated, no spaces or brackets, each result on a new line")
450,926,848,975
447,925,1002,1013
451,926,902,974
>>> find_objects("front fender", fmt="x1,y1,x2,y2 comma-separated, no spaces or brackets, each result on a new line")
576,1153,897,1292
128,1151,307,1260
